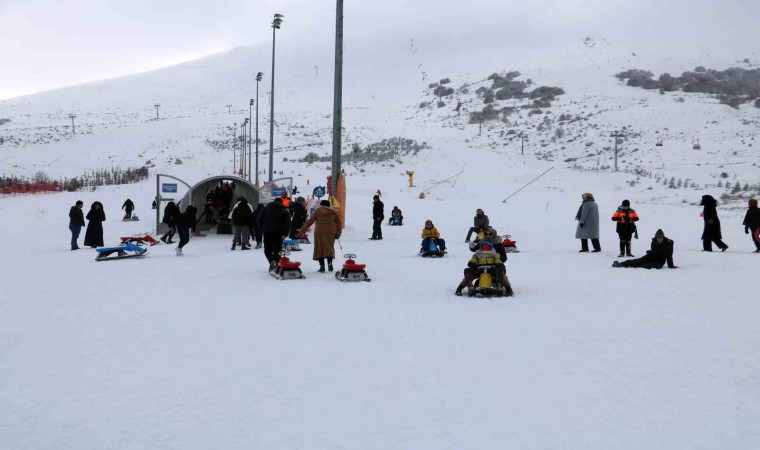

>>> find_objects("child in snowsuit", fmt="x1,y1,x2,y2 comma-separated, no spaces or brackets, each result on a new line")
420,219,447,253
742,198,760,252
612,229,677,269
611,199,639,257
455,240,513,296
389,206,403,225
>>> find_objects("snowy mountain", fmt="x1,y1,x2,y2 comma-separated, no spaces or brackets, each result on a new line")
2,36,760,449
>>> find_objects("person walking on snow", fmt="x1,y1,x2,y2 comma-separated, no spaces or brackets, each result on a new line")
122,198,134,220
742,198,760,252
575,193,601,252
289,197,308,239
370,194,384,240
84,201,105,248
160,201,179,244
68,200,85,250
175,205,197,256
611,199,639,257
300,200,342,272
257,197,291,269
612,229,677,269
465,208,489,242
700,194,728,252
230,196,253,250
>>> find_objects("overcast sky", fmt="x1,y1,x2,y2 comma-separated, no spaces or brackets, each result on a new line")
1,0,758,101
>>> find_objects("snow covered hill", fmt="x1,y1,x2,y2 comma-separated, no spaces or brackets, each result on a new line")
1,36,760,449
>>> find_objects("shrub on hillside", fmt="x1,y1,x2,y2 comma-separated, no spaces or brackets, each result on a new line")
440,78,451,85
530,86,565,99
469,105,500,123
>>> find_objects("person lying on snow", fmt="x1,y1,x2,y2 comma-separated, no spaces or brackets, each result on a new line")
612,229,677,269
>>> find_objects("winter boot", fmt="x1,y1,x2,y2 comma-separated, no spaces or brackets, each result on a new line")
231,243,236,250
327,258,334,272
618,242,625,258
176,247,183,256
455,285,464,296
318,258,326,273
504,283,514,297
241,245,250,250
160,234,168,244
612,261,621,267
625,243,634,257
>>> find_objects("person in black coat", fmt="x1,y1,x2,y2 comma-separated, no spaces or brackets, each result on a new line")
250,203,264,249
742,198,760,252
370,194,384,240
256,197,291,267
230,197,253,250
122,198,135,219
160,201,179,243
700,195,728,252
83,201,105,248
613,229,677,269
68,200,85,250
175,205,197,256
288,197,308,239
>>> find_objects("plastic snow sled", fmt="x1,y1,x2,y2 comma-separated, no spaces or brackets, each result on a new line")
502,235,519,253
282,239,302,252
335,253,371,282
270,252,305,280
95,243,148,261
122,214,139,221
420,239,445,258
388,217,403,226
293,232,310,244
119,235,160,246
467,264,512,298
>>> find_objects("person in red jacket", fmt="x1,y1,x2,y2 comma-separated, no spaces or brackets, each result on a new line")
611,199,640,257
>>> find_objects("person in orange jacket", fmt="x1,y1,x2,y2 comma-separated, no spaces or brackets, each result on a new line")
611,199,639,257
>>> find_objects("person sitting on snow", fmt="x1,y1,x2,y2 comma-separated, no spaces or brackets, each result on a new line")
612,229,677,269
420,219,446,253
389,206,403,225
455,240,513,296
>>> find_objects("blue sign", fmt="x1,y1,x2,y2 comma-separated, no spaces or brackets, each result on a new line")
272,186,287,197
162,183,178,193
313,186,326,198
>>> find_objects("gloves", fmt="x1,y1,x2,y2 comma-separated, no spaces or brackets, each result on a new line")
746,227,750,235
468,241,478,250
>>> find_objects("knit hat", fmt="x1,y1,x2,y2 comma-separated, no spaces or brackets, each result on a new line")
654,229,665,238
297,196,304,202
622,199,630,207
750,198,758,207
479,241,493,251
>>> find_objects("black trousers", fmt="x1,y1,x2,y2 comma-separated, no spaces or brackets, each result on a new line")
263,232,284,263
581,238,601,251
702,236,727,251
619,257,664,269
372,219,383,239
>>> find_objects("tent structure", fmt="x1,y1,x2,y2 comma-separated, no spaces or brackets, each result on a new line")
155,174,260,234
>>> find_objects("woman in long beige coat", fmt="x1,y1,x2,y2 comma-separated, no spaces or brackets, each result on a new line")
300,200,342,272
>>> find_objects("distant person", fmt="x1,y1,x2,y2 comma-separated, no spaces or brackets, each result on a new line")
611,199,639,257
151,199,157,210
175,205,198,256
160,201,179,244
465,208,489,242
251,203,264,249
121,198,134,220
83,201,105,248
68,200,85,250
257,197,291,269
575,193,601,252
742,198,760,252
613,229,677,269
370,194,384,240
389,206,403,225
230,196,253,250
300,200,342,272
700,195,728,252
289,197,308,239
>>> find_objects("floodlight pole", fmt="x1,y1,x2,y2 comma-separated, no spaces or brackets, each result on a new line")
331,0,344,196
69,114,77,136
154,104,161,120
611,132,624,171
255,72,262,186
248,100,253,182
269,14,284,184
233,122,237,172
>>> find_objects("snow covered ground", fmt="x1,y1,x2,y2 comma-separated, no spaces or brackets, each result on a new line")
2,141,759,449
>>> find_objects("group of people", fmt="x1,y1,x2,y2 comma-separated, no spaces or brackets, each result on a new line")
68,200,105,250
572,193,760,270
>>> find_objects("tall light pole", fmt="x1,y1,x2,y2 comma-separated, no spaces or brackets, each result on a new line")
331,0,343,196
154,104,161,120
68,114,77,136
233,122,237,173
248,99,254,182
611,132,624,171
255,72,263,186
268,13,284,184
227,104,232,114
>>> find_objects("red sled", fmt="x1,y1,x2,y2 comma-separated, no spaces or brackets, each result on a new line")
119,235,160,246
294,232,310,244
501,235,519,253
